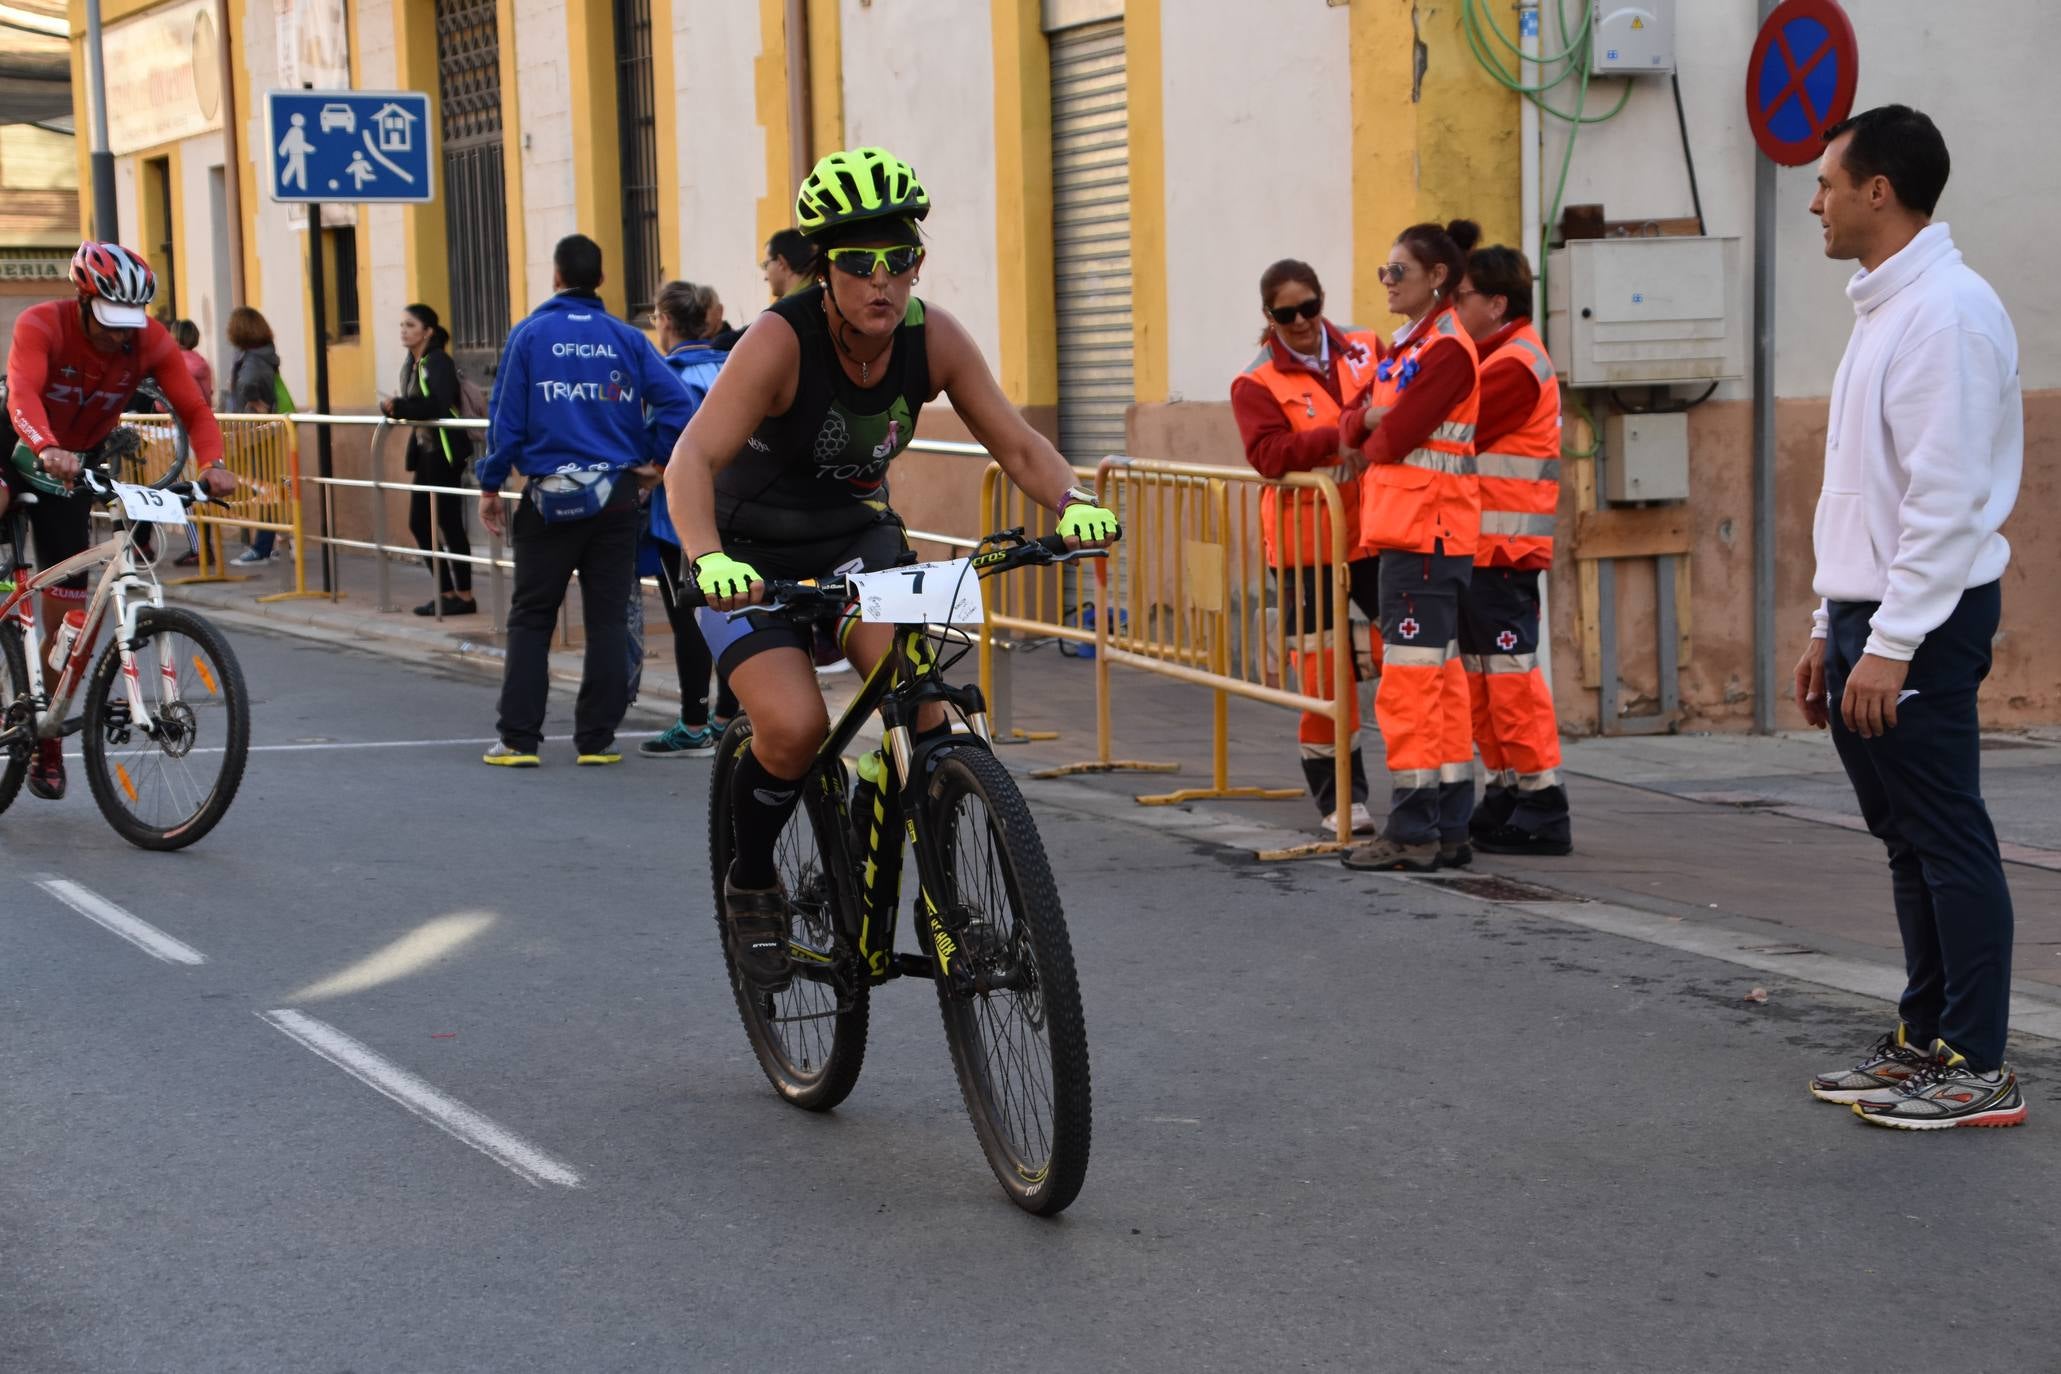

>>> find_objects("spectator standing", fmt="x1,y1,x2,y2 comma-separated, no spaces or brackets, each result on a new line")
169,319,215,567
225,305,288,565
640,280,738,758
475,234,694,768
1338,222,1483,874
705,288,741,352
1229,258,1383,835
710,231,818,352
380,303,477,616
1446,230,1572,856
1796,107,2027,1130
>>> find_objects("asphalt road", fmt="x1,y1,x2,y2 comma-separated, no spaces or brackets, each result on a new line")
5,626,2060,1373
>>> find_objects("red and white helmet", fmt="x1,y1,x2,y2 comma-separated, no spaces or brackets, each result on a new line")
70,241,157,329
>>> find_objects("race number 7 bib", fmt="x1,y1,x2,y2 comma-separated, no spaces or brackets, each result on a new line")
848,559,984,625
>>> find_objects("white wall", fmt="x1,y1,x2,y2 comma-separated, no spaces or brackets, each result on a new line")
173,131,226,383
237,0,310,405
1541,0,2061,397
1160,0,1354,402
353,0,410,390
840,0,1001,364
673,0,768,329
513,0,575,307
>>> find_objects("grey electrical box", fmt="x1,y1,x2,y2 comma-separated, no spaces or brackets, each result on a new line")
1546,235,1744,386
1591,1,1675,74
1603,411,1689,503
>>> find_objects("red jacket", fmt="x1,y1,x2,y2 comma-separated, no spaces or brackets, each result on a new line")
5,300,222,463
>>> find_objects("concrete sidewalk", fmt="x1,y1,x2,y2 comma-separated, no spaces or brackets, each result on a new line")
168,552,2061,1025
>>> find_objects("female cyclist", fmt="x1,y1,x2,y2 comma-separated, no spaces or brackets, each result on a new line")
664,147,1119,985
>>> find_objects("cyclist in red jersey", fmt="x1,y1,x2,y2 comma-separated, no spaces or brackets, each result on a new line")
2,241,234,800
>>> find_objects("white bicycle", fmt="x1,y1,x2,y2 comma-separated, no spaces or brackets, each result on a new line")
0,450,250,848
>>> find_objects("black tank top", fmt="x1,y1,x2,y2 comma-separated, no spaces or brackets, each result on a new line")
715,284,931,542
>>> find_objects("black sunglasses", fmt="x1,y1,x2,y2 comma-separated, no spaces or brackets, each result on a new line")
1268,298,1323,325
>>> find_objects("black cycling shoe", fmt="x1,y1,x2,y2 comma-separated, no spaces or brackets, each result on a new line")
723,868,793,991
26,740,64,801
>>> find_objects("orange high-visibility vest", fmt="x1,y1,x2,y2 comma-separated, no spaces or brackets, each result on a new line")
1354,308,1481,559
1239,328,1381,567
1474,321,1561,569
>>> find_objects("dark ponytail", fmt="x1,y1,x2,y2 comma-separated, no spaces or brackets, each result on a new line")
1394,222,1469,302
405,302,451,353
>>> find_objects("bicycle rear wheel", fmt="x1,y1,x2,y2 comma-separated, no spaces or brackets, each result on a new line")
923,744,1091,1215
80,606,249,850
709,718,870,1111
0,623,29,817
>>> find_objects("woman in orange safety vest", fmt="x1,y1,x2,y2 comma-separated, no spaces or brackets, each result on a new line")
1229,259,1384,835
1338,221,1482,873
1448,230,1573,856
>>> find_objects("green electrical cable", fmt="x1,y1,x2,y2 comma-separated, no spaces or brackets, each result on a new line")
1457,0,1633,335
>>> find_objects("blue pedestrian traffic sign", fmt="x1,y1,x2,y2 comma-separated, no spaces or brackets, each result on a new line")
265,90,435,203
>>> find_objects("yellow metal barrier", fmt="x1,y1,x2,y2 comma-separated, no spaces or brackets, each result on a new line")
122,411,317,602
1012,458,1358,856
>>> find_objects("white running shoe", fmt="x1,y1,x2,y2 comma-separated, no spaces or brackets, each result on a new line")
1320,802,1377,836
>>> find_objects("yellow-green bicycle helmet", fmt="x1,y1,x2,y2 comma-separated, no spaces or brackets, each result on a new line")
795,147,929,238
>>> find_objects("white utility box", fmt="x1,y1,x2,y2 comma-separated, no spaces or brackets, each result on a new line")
1603,411,1689,503
1591,1,1675,74
1545,235,1744,387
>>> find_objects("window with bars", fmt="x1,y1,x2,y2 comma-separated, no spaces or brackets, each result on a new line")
613,0,661,324
435,0,511,360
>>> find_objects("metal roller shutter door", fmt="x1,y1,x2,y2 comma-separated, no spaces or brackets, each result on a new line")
1050,19,1132,464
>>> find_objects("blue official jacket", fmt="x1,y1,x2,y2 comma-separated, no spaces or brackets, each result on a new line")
476,291,694,493
645,341,726,550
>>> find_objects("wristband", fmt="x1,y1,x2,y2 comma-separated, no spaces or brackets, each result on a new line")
1059,485,1098,512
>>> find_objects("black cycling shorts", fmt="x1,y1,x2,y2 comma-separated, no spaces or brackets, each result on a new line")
1,464,92,596
698,518,911,677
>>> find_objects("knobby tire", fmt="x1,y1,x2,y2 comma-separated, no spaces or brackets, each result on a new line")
709,718,869,1111
924,744,1092,1216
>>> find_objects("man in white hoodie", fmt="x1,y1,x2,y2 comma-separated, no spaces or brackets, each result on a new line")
1795,106,2026,1130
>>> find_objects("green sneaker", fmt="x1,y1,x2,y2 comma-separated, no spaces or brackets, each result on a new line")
639,721,717,758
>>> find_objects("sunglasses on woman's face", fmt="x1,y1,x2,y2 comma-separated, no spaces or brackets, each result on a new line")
1269,298,1323,325
826,245,924,279
1376,263,1414,286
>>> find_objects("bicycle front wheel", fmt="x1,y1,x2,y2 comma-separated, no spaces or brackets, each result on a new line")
924,744,1092,1215
81,607,250,850
0,622,29,817
709,718,870,1111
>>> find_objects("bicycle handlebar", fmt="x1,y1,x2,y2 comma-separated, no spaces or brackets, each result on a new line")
675,529,1112,616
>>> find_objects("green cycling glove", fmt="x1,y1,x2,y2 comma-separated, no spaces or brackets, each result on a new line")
1056,496,1119,545
692,550,761,602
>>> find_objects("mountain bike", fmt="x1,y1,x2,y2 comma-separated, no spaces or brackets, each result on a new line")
0,453,251,849
700,529,1099,1215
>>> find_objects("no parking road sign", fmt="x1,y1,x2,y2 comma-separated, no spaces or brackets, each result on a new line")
265,90,435,203
1745,0,1858,166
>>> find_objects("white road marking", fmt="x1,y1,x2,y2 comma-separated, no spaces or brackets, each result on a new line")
33,877,207,965
181,732,665,756
258,1009,582,1188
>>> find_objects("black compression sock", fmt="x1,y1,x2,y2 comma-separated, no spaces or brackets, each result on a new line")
731,748,806,889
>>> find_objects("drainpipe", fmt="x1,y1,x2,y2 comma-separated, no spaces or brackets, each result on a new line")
784,0,813,191
84,0,119,240
1517,0,1552,689
217,0,245,305
1751,0,1778,732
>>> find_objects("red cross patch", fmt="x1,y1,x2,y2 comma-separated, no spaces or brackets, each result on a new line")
1398,617,1421,641
1496,630,1518,651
